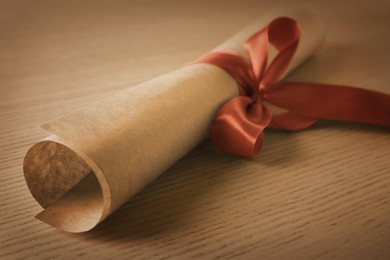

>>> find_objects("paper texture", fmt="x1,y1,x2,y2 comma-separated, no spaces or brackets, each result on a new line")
23,9,325,232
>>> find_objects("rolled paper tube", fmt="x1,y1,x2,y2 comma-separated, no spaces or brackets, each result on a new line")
23,9,326,232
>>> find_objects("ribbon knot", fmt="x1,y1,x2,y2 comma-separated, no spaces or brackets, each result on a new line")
194,17,390,158
251,92,262,103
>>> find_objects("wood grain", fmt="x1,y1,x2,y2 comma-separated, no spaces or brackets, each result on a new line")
1,0,389,259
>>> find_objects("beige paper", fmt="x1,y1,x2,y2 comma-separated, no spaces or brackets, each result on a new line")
23,9,325,232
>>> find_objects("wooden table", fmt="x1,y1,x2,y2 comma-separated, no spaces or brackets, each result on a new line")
1,0,389,258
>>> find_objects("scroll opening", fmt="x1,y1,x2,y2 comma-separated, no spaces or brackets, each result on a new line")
23,140,107,232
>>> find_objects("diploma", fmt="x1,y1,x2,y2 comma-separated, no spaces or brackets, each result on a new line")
23,9,325,232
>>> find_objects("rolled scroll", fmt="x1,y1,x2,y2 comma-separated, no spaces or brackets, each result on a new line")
23,9,325,232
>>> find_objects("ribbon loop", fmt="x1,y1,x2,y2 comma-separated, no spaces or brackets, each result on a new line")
260,17,300,89
210,96,272,157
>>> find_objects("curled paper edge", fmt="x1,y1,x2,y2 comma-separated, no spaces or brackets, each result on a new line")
24,135,112,232
23,9,326,232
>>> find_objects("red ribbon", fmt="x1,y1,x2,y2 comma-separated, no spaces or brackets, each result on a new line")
193,17,390,157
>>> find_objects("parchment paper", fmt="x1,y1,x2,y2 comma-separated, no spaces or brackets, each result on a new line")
23,9,325,232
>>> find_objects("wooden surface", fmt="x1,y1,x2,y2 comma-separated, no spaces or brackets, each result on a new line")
1,0,389,259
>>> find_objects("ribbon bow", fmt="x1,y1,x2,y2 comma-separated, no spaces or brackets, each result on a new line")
194,17,390,157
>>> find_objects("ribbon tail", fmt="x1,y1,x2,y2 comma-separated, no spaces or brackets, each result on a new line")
269,111,319,130
265,82,390,126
